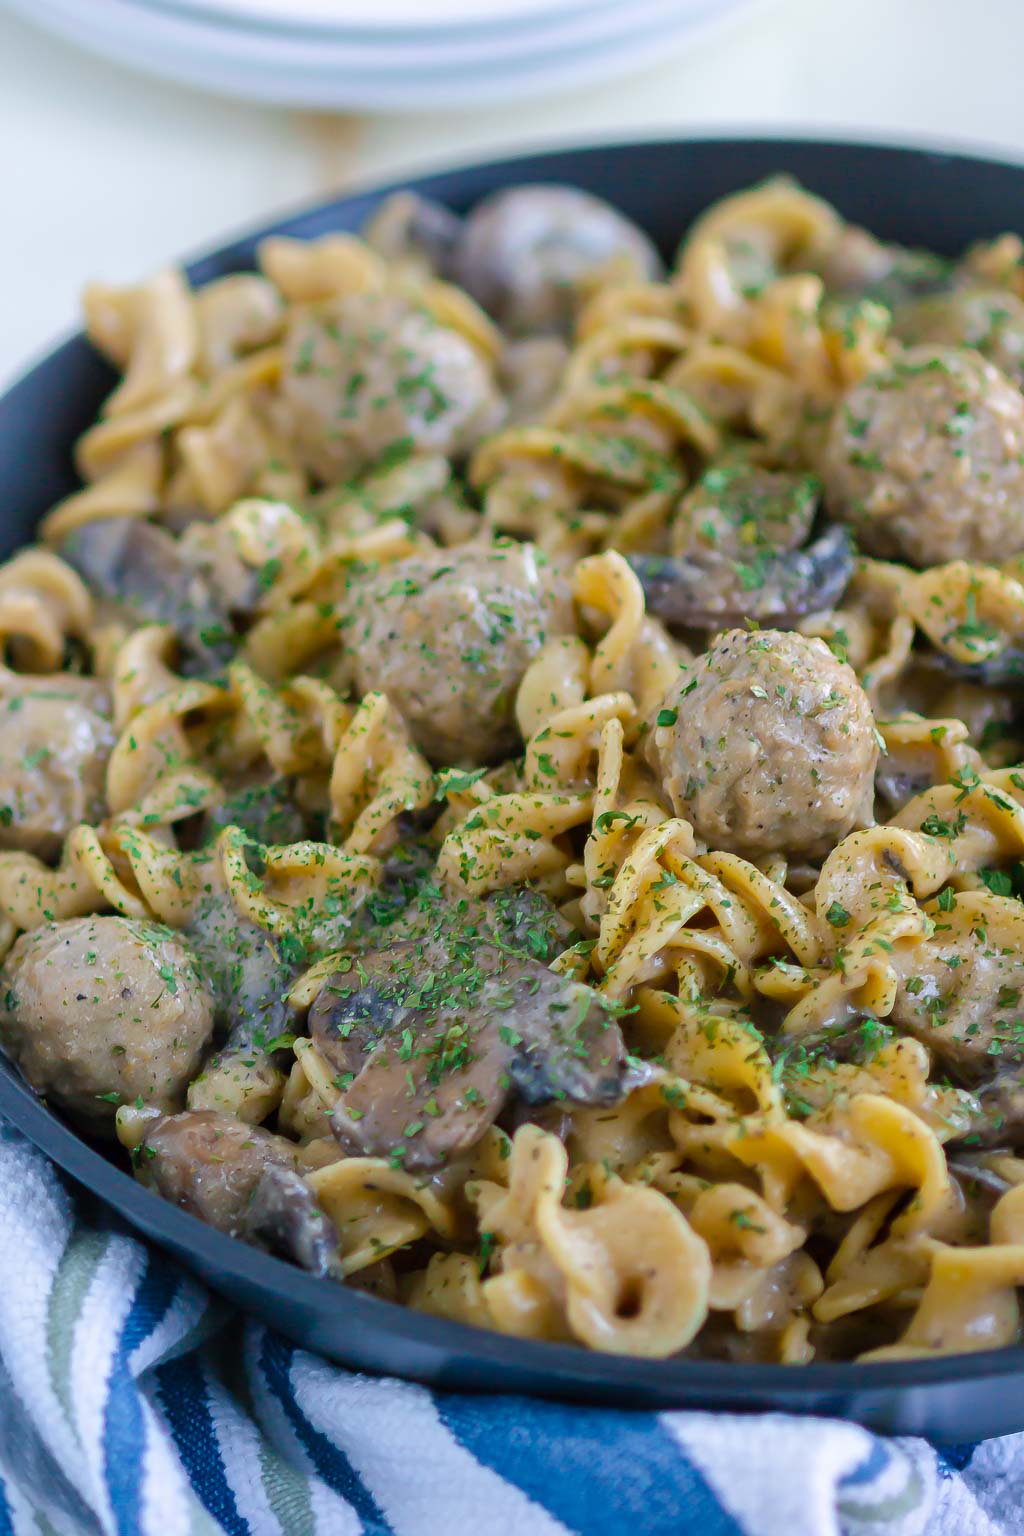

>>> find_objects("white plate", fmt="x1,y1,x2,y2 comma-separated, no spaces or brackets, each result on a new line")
3,0,753,108
137,0,610,34
125,0,726,71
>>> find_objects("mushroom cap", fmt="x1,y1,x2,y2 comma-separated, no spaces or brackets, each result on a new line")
454,183,663,336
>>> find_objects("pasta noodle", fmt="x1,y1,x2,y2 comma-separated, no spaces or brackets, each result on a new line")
8,173,1024,1365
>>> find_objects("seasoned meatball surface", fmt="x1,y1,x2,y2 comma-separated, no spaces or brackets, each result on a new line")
670,462,819,563
889,900,1024,1084
891,288,1024,384
280,291,503,483
0,917,214,1132
342,542,572,766
823,346,1024,567
0,677,114,862
646,629,878,858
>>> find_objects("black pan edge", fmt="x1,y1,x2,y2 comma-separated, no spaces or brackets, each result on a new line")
4,134,1024,1437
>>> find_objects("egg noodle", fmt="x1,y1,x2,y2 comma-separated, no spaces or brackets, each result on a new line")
5,178,1024,1364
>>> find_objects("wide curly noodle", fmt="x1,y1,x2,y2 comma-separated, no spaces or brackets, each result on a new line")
7,175,1024,1365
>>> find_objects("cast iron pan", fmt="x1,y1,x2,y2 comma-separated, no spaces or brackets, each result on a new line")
3,136,1024,1439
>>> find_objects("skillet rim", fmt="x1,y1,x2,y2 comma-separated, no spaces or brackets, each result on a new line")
5,130,1024,1430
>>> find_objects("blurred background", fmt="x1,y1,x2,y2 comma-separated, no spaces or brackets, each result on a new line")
2,0,1023,389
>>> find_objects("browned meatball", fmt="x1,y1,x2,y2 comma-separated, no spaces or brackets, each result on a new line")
890,898,1024,1084
670,462,819,563
279,292,503,483
891,288,1024,383
0,916,214,1133
0,676,114,861
341,542,571,766
823,346,1024,567
646,629,878,858
454,184,663,336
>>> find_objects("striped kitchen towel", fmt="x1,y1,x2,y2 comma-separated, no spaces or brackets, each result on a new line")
0,1119,1018,1536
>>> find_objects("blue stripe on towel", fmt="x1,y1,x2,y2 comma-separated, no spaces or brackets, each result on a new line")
936,1443,978,1477
437,1396,744,1536
258,1332,392,1533
157,1354,245,1535
842,1439,891,1487
103,1253,179,1536
0,1467,13,1536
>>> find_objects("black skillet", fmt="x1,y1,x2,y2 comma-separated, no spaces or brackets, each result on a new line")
3,135,1024,1439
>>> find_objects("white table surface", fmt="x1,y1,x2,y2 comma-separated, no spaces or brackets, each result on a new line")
3,0,1024,390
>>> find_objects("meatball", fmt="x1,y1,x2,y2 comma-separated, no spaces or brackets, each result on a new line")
341,542,571,766
891,288,1024,383
823,346,1024,567
646,629,878,858
0,916,214,1133
279,292,503,483
890,900,1024,1084
0,676,114,862
670,462,819,563
454,184,663,336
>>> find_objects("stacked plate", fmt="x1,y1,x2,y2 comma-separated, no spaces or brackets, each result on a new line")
3,0,757,111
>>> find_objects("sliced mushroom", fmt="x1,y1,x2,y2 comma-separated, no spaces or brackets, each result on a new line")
61,517,236,674
362,191,464,279
953,1074,1024,1150
309,938,627,1169
947,1150,1013,1197
481,884,576,962
199,773,309,849
928,647,1024,688
380,877,574,965
454,184,664,336
629,524,855,631
136,1109,336,1274
187,887,296,1053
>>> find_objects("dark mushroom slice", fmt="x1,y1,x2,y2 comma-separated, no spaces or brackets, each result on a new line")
187,887,297,1053
136,1109,337,1275
629,524,855,631
198,772,309,849
362,190,465,278
952,1074,1024,1150
453,183,664,337
61,516,236,675
874,764,936,818
481,884,576,962
947,1150,1014,1197
379,876,575,965
925,646,1024,689
183,889,302,1116
186,848,370,1104
309,939,627,1169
